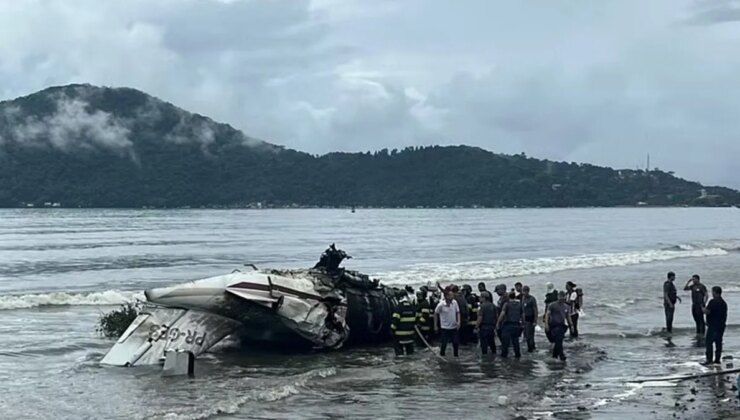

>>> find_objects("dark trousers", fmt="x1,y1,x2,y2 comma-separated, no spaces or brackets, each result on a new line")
439,328,459,357
550,324,567,360
479,326,497,355
569,313,579,338
523,320,536,352
394,339,414,356
500,323,522,358
664,305,675,333
692,305,706,335
706,326,725,363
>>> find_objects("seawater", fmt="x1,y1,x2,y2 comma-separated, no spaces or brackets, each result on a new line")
0,208,738,419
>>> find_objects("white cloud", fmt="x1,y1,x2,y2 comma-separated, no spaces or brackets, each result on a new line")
0,0,739,187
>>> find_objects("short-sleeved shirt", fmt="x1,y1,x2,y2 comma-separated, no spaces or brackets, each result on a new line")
706,297,728,328
663,280,677,305
547,301,570,327
687,283,708,307
521,295,538,322
435,299,460,330
478,301,498,327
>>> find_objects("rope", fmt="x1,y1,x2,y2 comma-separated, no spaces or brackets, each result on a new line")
414,325,449,362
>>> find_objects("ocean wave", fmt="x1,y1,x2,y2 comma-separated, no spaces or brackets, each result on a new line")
0,290,142,310
378,247,729,285
156,367,337,420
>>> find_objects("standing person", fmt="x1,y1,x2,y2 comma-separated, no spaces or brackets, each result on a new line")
415,291,433,342
684,274,708,335
494,284,509,341
514,282,523,300
452,285,470,344
663,272,681,333
521,286,539,352
544,282,558,344
497,292,523,358
545,291,572,362
435,290,461,357
703,286,728,365
476,291,498,355
391,295,417,356
478,282,488,296
463,285,479,344
565,281,580,338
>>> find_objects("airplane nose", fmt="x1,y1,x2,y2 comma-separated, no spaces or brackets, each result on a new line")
144,286,170,303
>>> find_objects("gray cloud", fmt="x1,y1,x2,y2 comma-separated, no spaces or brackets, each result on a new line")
0,0,739,187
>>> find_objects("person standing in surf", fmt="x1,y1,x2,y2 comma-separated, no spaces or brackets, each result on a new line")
545,291,572,362
663,272,681,333
684,274,708,335
476,291,498,356
565,281,581,338
435,289,461,357
703,286,728,365
544,282,558,344
521,285,538,352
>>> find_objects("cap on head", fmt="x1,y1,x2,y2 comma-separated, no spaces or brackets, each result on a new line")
546,282,554,292
494,284,507,293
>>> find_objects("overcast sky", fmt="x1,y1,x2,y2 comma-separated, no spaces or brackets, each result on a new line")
1,0,739,187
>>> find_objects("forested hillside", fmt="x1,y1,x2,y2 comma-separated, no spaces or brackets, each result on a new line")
0,84,737,208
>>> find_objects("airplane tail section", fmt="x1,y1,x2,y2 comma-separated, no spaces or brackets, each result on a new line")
101,306,241,367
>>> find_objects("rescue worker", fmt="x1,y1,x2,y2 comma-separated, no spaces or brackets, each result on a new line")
451,285,470,344
543,282,558,344
521,285,538,353
476,291,498,355
684,274,708,335
494,283,509,341
565,281,581,338
703,286,728,365
415,290,433,343
514,282,523,300
463,284,479,344
391,294,417,356
478,282,488,295
545,291,572,361
496,291,523,358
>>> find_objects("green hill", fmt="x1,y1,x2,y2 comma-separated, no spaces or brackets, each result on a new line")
0,84,737,208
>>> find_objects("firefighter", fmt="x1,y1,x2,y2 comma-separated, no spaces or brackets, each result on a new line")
416,290,433,343
463,284,479,344
391,294,417,355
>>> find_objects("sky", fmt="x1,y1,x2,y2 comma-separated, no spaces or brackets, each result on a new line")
1,0,739,187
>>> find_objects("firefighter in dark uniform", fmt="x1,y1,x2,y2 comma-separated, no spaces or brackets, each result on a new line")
415,290,433,343
391,295,417,355
463,284,479,344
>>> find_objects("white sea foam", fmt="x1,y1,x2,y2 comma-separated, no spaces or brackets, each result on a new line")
0,290,142,310
378,247,729,285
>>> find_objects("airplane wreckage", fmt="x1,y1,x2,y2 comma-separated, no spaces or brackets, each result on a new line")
102,245,407,367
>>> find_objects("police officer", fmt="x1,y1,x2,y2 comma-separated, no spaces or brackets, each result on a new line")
391,294,417,355
476,291,498,355
497,291,523,358
415,290,433,342
521,285,538,353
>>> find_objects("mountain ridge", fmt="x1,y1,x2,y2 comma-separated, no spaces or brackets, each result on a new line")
0,84,738,208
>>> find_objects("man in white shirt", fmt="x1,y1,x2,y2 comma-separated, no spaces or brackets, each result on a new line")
435,289,461,357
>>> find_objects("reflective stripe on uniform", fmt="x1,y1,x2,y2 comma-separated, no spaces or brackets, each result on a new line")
399,316,416,323
394,330,415,336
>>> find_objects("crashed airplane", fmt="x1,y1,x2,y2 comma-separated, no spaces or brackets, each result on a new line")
102,245,403,367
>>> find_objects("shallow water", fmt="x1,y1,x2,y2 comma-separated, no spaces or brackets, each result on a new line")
0,208,739,419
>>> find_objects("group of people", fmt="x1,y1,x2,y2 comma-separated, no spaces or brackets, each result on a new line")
390,280,584,362
663,272,729,365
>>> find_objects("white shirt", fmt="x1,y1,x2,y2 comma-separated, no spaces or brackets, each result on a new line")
434,299,460,330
